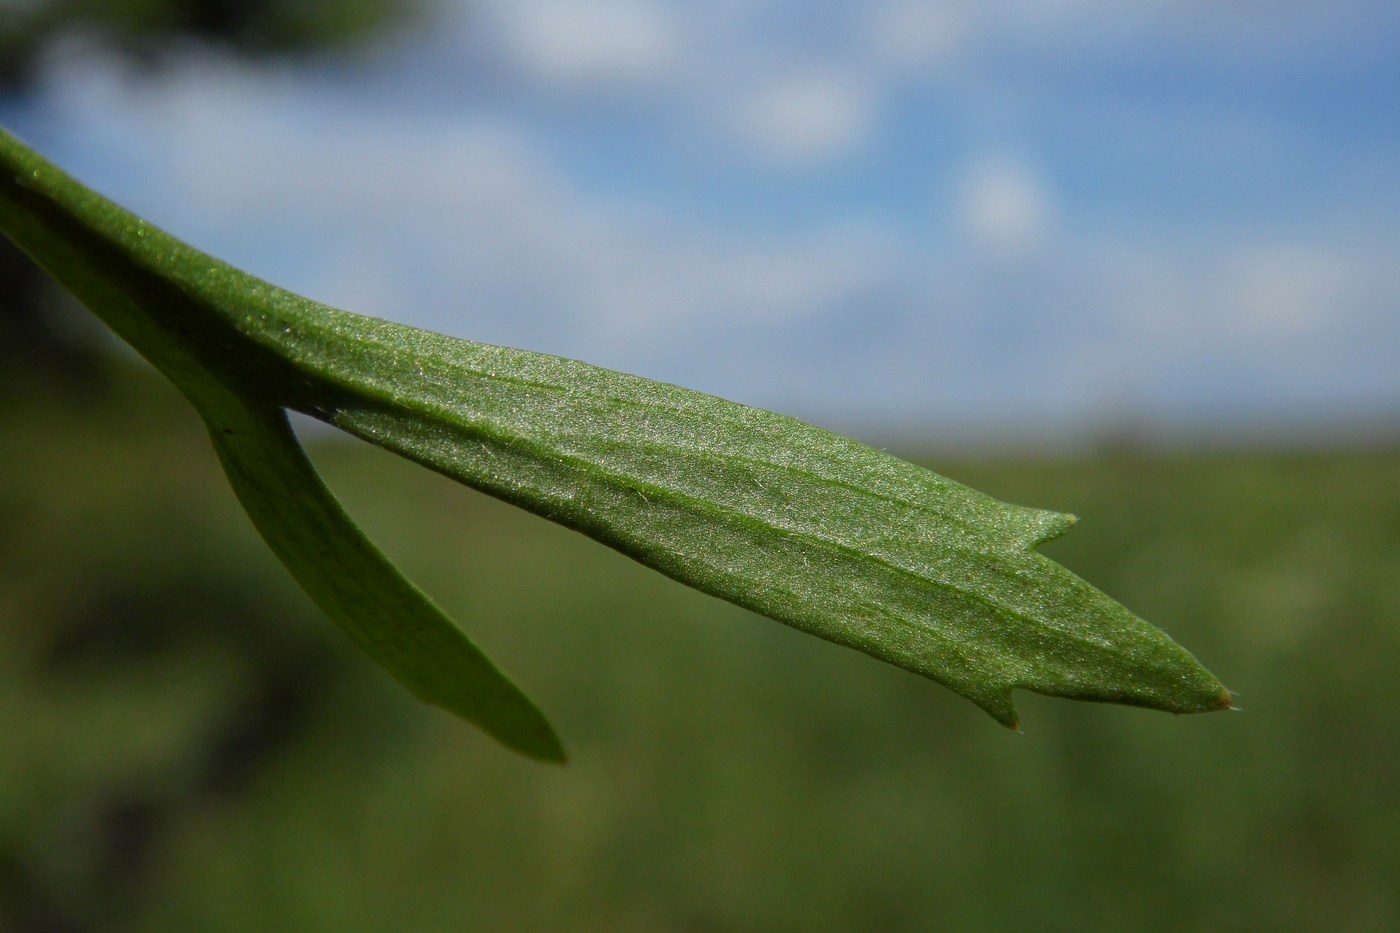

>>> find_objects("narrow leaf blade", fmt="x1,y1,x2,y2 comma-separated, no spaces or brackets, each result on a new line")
2,127,564,758
265,318,1233,726
1,125,1230,734
203,396,565,761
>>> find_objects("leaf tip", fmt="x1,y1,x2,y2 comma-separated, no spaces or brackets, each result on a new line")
1170,666,1235,716
1026,508,1078,548
441,696,568,764
975,689,1021,731
522,734,569,765
471,708,567,763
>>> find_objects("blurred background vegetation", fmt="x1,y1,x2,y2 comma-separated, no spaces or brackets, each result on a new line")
4,2,1400,931
6,326,1400,931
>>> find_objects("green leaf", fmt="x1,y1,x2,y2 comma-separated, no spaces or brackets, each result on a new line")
1,128,563,760
203,394,563,761
0,126,1230,755
287,330,1231,726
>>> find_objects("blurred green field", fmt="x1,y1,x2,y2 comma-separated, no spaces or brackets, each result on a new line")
3,365,1399,931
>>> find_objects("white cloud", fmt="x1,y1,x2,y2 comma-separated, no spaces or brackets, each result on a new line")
580,221,897,342
867,0,976,70
955,156,1054,254
1219,246,1351,342
493,0,682,88
728,68,879,166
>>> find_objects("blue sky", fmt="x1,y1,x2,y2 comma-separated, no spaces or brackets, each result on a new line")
5,0,1399,444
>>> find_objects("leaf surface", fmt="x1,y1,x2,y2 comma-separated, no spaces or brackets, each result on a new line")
0,127,1229,752
274,320,1231,725
204,393,563,760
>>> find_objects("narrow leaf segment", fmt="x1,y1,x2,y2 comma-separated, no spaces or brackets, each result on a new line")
0,127,1230,756
206,394,563,761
